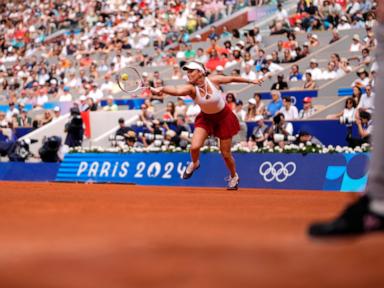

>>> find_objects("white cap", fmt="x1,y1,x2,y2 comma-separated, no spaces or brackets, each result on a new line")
311,34,318,40
79,95,86,101
310,58,318,64
182,62,206,73
255,115,264,121
248,98,256,105
53,106,60,112
216,65,224,72
236,40,245,47
266,55,273,61
353,34,360,41
142,72,149,77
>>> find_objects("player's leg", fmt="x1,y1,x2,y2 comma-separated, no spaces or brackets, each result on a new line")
220,137,239,190
182,127,208,179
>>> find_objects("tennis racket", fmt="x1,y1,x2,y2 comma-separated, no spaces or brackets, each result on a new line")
116,66,146,94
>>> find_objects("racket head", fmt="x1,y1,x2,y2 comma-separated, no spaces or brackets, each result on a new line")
116,67,144,94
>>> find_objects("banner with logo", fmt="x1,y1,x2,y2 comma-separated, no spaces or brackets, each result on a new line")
56,153,370,192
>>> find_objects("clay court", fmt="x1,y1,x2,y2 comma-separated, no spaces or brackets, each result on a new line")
0,182,383,288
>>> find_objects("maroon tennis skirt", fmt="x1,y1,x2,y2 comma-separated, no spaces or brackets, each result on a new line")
194,105,240,140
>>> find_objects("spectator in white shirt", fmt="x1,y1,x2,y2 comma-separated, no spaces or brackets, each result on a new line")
306,59,323,80
279,96,299,120
59,86,73,102
349,34,363,52
265,54,284,73
100,73,115,97
36,89,48,106
299,97,317,119
357,85,375,115
337,16,351,30
241,64,257,81
351,68,370,88
322,61,338,80
346,0,361,16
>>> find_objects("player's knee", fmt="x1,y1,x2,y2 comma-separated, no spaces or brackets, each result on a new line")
190,144,201,152
221,150,232,160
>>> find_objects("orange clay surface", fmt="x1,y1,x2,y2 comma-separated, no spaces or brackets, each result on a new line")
0,182,383,288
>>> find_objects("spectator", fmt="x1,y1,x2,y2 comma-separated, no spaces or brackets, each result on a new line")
175,97,188,117
15,110,32,128
253,93,266,115
356,85,375,115
100,74,115,97
265,54,284,73
306,59,322,80
40,110,53,126
163,101,176,122
103,96,118,112
5,102,19,121
351,68,370,88
303,72,317,89
329,29,341,44
249,115,269,148
234,100,246,122
186,102,201,123
347,111,372,148
279,96,299,120
289,64,304,82
59,86,73,102
245,98,258,121
266,113,294,148
337,15,351,30
171,64,183,80
271,73,289,90
79,96,89,112
85,97,98,112
321,61,338,80
241,64,257,81
266,90,283,118
299,97,317,119
351,85,363,105
350,34,363,52
115,118,133,138
53,107,61,119
225,93,237,111
326,97,356,124
293,130,323,147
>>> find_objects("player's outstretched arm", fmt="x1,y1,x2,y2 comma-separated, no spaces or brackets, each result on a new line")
150,84,195,97
210,75,264,86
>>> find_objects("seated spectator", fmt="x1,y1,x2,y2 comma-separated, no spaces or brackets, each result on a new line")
258,65,272,80
240,52,255,69
241,64,257,81
175,97,187,117
303,72,317,89
306,59,322,80
289,64,303,82
125,131,144,148
266,90,283,118
321,61,338,80
186,102,201,123
234,100,246,122
293,130,323,147
326,97,356,124
347,111,372,148
356,85,375,115
59,86,73,102
249,115,269,148
85,96,98,111
309,34,320,47
337,15,351,30
53,107,61,119
299,97,317,119
351,85,363,106
163,101,176,122
171,64,183,80
40,110,53,126
103,96,118,112
253,93,266,115
279,96,299,120
266,113,294,148
139,103,154,126
15,110,32,128
329,29,341,44
351,68,370,88
165,115,192,149
350,34,363,52
5,102,19,121
245,98,258,121
271,73,289,90
225,92,237,111
115,118,133,138
281,49,296,64
265,55,284,73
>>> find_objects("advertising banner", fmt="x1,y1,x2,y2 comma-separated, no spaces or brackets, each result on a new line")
56,153,370,192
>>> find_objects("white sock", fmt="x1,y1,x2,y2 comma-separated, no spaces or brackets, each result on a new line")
369,200,384,216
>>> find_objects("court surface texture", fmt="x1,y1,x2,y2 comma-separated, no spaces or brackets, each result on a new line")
0,182,383,288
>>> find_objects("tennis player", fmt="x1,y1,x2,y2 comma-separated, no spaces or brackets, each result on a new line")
150,61,263,190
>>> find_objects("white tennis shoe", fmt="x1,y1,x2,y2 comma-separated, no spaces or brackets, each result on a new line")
226,173,239,190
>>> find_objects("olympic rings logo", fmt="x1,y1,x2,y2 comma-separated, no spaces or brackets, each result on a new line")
259,161,297,183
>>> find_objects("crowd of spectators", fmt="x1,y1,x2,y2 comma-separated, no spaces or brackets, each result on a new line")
0,0,379,153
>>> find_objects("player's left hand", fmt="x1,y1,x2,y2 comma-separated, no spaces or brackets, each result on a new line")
251,78,264,86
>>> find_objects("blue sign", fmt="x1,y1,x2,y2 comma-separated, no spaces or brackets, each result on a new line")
56,152,370,191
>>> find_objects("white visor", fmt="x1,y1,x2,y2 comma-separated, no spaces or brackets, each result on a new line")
182,62,205,73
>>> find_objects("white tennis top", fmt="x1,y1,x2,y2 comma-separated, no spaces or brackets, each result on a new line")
194,78,225,114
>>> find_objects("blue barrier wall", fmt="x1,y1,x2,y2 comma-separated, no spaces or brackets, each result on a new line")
54,152,369,192
0,163,60,181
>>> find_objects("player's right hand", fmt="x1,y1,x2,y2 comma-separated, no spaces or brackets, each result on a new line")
150,87,164,96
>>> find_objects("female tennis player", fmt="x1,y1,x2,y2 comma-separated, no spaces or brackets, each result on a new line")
150,61,263,190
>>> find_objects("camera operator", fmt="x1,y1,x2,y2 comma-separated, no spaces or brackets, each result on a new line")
140,119,165,147
347,111,372,148
115,118,133,137
126,131,144,148
293,131,323,147
64,107,84,148
164,115,192,149
249,115,269,148
266,112,294,148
